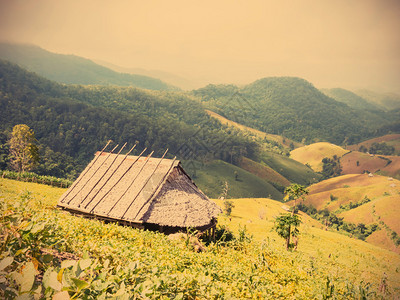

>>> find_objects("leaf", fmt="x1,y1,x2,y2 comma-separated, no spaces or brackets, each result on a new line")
0,256,13,271
17,261,37,292
71,278,89,291
78,259,92,270
42,254,54,264
52,291,70,300
61,260,76,269
31,223,45,234
43,269,62,291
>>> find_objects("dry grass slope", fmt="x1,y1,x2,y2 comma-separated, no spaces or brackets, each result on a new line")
290,142,349,172
214,196,400,291
300,174,400,253
341,151,400,179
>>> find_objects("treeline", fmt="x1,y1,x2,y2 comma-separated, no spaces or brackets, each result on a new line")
0,60,259,178
297,203,379,241
0,170,72,187
194,78,397,145
359,142,395,156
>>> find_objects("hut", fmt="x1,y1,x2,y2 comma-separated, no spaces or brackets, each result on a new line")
57,144,221,234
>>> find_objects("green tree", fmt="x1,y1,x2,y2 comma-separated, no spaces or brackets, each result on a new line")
274,213,302,250
275,183,307,250
9,124,39,172
284,183,309,216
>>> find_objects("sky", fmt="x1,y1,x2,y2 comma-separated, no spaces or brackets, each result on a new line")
0,0,399,92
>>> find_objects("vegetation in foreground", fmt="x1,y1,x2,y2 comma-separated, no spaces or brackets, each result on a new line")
1,179,399,299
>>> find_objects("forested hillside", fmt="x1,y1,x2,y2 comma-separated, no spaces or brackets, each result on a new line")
0,43,175,90
321,88,382,111
0,60,258,181
194,78,397,145
355,89,400,111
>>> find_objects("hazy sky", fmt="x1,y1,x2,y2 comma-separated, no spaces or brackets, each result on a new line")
1,0,399,92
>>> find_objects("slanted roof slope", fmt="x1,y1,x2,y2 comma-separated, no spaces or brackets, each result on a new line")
58,150,221,228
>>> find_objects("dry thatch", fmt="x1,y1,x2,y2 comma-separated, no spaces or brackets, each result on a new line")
58,148,221,231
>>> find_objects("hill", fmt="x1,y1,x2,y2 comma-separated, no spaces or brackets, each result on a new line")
186,159,283,200
1,60,320,198
2,178,400,298
290,142,349,172
95,59,198,90
206,109,303,151
348,134,400,155
0,42,175,90
340,151,400,179
194,77,394,145
0,60,267,197
321,88,382,111
299,174,400,253
355,89,400,111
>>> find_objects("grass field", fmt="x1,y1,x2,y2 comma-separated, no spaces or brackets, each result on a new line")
259,151,321,186
1,178,400,298
238,157,291,187
183,159,283,200
290,142,349,172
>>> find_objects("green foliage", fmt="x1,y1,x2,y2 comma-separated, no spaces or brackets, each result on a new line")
274,213,302,250
321,155,342,179
223,200,234,216
297,203,379,241
368,142,395,155
0,170,72,187
194,77,396,145
9,124,39,172
0,60,258,182
337,196,372,213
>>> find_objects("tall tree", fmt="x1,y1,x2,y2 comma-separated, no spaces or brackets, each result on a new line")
9,124,39,172
284,183,309,216
275,184,308,250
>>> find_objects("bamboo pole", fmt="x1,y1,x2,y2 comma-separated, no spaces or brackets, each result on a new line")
61,140,111,203
78,143,127,208
106,151,154,217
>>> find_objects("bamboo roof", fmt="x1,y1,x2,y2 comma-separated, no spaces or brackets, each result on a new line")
57,147,221,228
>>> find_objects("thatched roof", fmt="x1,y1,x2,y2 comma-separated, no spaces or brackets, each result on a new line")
58,149,221,229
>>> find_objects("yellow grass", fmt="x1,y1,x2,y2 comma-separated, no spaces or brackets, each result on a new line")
290,142,349,172
298,174,400,253
206,109,302,149
338,200,376,224
374,195,400,233
213,197,400,289
367,229,399,254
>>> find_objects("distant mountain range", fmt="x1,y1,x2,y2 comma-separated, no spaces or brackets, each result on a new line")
0,42,176,90
321,88,400,111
